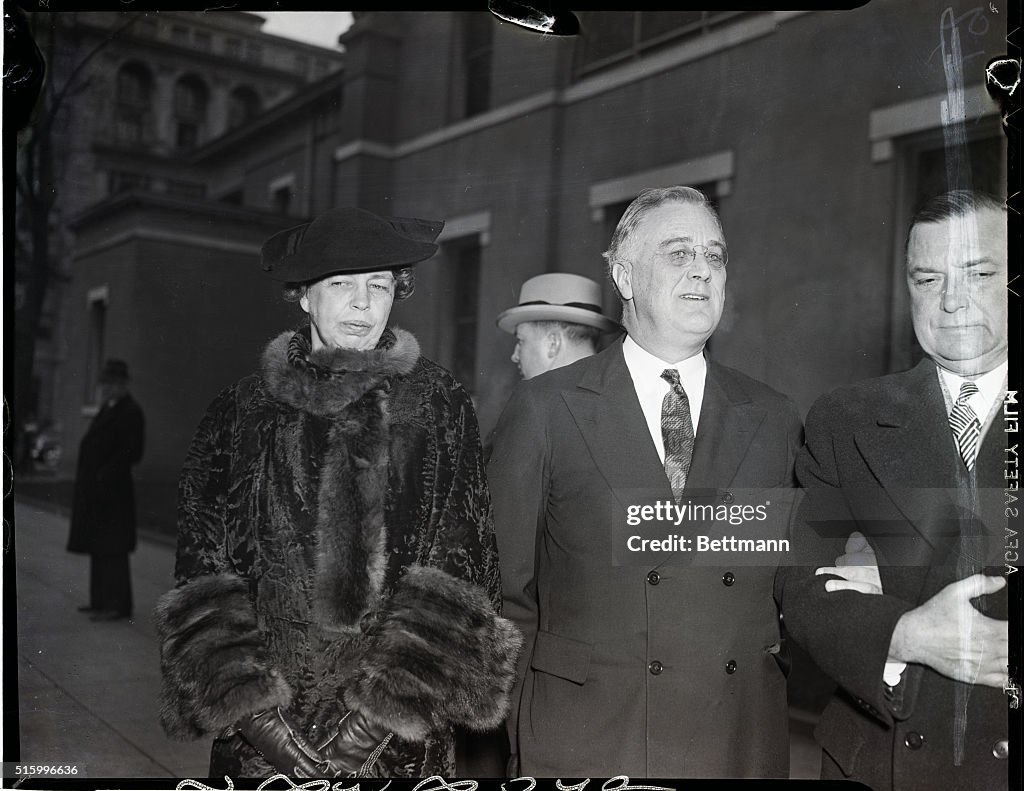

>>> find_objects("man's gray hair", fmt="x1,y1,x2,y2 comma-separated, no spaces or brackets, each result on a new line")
602,186,721,280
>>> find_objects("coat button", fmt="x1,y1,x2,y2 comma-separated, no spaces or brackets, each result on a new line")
647,570,660,585
725,660,737,674
992,739,1009,760
720,491,734,504
722,571,735,586
648,660,664,675
904,732,924,750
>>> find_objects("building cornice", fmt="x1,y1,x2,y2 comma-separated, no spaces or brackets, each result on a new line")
868,84,1000,161
74,227,265,262
70,190,290,231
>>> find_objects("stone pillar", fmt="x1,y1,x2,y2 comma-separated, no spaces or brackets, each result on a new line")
206,78,232,141
333,12,404,212
152,66,178,155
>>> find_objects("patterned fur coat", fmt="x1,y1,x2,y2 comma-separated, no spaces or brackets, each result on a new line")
155,327,521,778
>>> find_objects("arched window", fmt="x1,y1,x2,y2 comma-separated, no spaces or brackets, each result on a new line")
227,86,261,129
174,75,209,149
114,62,152,145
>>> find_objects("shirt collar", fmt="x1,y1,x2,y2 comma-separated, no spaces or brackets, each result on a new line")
936,359,1007,410
622,334,707,381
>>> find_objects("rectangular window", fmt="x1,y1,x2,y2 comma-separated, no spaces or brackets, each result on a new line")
438,236,483,391
84,292,108,406
577,11,634,68
453,243,481,389
575,11,748,76
462,13,494,118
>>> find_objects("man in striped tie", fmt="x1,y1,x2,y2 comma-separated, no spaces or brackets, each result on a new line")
776,190,1010,791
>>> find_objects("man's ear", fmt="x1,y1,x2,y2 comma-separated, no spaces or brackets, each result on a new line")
546,329,562,360
611,261,633,300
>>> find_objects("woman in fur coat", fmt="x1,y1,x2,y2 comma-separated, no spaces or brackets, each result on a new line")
155,207,521,779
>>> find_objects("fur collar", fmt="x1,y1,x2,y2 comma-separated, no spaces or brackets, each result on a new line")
261,327,420,417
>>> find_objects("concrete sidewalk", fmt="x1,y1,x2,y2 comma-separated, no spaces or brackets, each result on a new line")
10,500,210,780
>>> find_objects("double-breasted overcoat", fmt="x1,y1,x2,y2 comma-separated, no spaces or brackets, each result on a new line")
489,339,802,777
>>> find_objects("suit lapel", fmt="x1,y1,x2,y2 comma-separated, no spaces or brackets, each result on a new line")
852,359,961,552
685,361,765,491
562,341,674,510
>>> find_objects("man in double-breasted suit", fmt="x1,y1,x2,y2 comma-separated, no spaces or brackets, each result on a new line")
489,186,803,777
775,190,1010,790
67,358,146,621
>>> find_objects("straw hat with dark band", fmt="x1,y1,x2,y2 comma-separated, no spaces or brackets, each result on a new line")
497,273,621,334
261,207,444,283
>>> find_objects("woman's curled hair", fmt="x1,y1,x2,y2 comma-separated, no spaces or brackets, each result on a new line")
282,267,415,303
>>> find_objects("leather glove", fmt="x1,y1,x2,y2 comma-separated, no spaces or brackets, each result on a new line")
238,707,330,778
318,708,394,778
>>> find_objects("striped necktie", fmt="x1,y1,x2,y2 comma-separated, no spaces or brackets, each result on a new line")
661,369,695,502
949,381,981,471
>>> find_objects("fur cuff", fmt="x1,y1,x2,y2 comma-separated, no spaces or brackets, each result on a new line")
343,565,523,742
155,574,292,740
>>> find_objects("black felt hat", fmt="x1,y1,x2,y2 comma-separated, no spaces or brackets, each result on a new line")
261,207,444,283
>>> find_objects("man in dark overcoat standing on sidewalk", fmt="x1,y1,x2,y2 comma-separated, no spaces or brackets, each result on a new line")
67,358,146,621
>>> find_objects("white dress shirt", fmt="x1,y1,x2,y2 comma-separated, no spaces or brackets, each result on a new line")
621,335,707,464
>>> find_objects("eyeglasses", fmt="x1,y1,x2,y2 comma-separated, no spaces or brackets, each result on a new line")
674,245,728,269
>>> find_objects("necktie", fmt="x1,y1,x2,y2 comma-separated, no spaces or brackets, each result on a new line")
661,369,695,501
949,381,981,470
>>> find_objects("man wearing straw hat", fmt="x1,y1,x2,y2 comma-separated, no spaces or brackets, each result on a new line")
497,273,621,380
